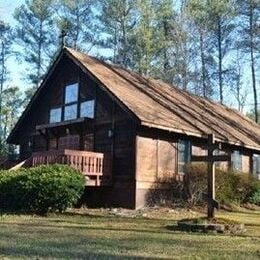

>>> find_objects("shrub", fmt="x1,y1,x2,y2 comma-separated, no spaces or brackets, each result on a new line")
0,165,85,214
184,163,207,206
0,168,28,210
182,163,260,206
216,171,259,204
248,180,260,205
215,170,241,204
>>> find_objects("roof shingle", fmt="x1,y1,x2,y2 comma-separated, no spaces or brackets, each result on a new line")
66,47,260,151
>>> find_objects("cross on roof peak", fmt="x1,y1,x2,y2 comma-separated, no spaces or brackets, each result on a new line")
59,30,67,48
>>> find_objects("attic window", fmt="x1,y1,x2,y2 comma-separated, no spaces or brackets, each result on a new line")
49,108,62,123
65,83,78,104
64,104,77,121
80,100,95,118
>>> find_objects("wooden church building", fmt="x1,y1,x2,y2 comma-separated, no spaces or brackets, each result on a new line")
7,47,260,209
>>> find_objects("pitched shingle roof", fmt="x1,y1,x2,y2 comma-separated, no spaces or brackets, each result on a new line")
66,47,260,151
8,47,260,151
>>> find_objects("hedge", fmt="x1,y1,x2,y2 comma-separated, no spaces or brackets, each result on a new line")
0,164,85,214
183,163,260,206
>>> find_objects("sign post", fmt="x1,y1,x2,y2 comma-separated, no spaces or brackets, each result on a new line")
191,134,230,219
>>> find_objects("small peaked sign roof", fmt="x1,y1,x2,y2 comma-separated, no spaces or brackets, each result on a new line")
8,47,260,151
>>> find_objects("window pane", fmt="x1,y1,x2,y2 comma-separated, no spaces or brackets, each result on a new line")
231,150,242,171
253,155,260,176
50,108,62,123
65,83,78,104
64,104,77,121
80,100,95,118
178,140,191,174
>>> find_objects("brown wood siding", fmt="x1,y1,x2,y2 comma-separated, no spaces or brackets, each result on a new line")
135,135,177,188
16,55,136,185
95,86,135,178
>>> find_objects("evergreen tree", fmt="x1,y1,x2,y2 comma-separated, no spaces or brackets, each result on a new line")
0,21,12,155
151,0,178,84
0,86,24,155
53,0,95,51
207,0,236,104
186,0,237,103
14,0,57,89
186,0,215,98
97,0,137,67
130,0,157,76
231,49,248,112
236,0,259,122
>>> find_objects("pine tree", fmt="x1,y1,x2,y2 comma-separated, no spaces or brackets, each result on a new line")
130,0,157,76
14,0,57,89
54,0,95,51
0,21,12,155
97,0,137,67
236,0,259,123
232,49,248,112
0,86,24,155
207,0,236,104
186,0,237,103
151,0,177,84
186,0,215,98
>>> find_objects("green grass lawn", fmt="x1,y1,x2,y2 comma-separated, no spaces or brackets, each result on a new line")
0,208,259,259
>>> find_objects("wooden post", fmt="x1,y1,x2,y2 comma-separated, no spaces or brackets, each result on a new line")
191,133,230,219
207,134,215,219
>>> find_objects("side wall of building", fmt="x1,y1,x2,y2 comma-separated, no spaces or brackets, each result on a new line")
134,129,254,209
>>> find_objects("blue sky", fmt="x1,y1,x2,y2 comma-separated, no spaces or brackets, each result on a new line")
0,0,23,20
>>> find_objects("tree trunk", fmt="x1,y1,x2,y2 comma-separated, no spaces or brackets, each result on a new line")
217,17,223,104
37,21,43,87
199,30,207,98
0,41,4,141
249,1,258,123
75,3,80,49
122,18,127,68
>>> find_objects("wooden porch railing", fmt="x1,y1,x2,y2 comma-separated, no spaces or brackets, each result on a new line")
32,149,112,186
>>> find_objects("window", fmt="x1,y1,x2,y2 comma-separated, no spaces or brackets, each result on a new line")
49,108,62,123
253,155,260,177
231,150,242,172
80,100,95,118
65,83,78,104
64,104,77,121
178,140,191,174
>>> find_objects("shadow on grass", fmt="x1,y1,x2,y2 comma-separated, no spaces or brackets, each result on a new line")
1,219,259,259
220,210,260,216
1,220,241,239
165,225,183,232
61,211,109,218
0,221,174,236
0,246,151,259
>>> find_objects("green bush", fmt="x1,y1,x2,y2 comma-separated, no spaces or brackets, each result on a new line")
183,163,260,206
248,180,260,205
215,170,241,204
0,165,85,214
184,163,207,206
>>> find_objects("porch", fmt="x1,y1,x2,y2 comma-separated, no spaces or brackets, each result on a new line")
32,149,112,186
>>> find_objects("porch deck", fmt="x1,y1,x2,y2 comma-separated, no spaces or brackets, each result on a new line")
32,150,112,186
